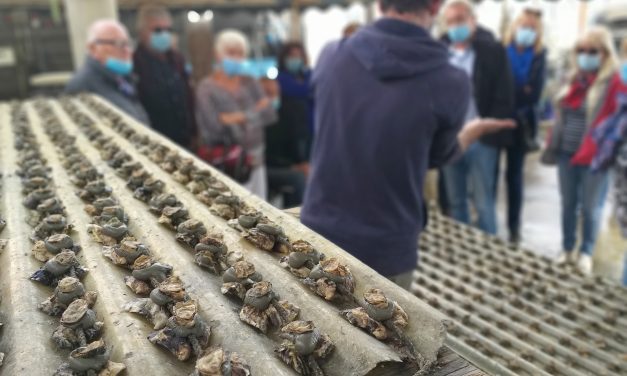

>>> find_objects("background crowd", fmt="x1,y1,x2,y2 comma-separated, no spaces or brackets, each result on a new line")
64,0,627,285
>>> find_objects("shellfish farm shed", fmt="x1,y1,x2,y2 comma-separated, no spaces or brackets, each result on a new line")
0,95,463,376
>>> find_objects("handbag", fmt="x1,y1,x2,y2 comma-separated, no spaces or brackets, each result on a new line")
196,130,253,183
540,126,558,166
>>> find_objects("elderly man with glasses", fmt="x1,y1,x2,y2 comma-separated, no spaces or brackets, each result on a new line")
65,19,149,125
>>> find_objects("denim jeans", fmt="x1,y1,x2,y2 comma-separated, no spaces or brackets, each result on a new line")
558,154,610,255
442,142,499,234
495,143,526,237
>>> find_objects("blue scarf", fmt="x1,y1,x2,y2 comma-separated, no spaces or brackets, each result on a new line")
507,44,534,87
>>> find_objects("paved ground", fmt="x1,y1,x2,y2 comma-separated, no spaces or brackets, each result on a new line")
495,151,626,281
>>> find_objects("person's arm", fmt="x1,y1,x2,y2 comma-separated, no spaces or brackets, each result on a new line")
244,79,278,129
458,118,516,151
429,70,515,168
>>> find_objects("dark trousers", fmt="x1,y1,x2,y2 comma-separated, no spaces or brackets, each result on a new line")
497,143,526,236
267,167,306,208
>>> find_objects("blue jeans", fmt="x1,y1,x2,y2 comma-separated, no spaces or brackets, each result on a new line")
443,142,499,234
558,154,609,255
497,143,526,236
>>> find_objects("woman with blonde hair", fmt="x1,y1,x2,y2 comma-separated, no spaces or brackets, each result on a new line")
543,27,622,274
500,8,547,244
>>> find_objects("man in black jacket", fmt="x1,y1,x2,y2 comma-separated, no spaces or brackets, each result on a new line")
133,5,196,148
439,0,515,235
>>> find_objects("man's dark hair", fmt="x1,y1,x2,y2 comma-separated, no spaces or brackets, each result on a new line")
379,0,432,14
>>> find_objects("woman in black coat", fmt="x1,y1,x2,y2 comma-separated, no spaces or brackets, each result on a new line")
502,9,547,243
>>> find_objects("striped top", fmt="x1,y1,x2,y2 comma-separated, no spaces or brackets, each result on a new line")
560,107,587,154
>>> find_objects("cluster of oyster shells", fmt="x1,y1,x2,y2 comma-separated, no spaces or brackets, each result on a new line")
79,96,352,374
18,101,124,376
58,99,219,365
339,289,417,362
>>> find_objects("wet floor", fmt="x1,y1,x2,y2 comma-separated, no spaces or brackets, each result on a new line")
496,151,627,282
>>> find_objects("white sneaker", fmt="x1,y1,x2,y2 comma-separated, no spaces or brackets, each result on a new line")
555,251,576,266
577,254,593,275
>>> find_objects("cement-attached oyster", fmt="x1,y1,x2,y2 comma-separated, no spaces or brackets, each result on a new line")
239,281,300,334
275,321,334,376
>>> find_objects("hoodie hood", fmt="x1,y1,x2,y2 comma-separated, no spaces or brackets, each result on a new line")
347,18,449,80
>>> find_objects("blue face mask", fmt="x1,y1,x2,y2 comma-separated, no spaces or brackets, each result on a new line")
272,98,281,110
448,24,471,43
285,57,304,74
620,63,627,85
577,53,601,72
222,58,245,76
150,31,172,53
515,27,537,48
105,58,133,76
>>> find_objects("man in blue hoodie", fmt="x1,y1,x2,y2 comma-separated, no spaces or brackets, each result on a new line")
300,0,514,289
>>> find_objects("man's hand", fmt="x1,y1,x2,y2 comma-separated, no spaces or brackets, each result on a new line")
458,118,516,151
220,112,247,126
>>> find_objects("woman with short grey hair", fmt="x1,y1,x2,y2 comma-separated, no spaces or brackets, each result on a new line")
195,29,277,199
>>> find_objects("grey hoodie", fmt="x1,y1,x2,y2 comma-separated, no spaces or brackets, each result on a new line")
301,18,471,276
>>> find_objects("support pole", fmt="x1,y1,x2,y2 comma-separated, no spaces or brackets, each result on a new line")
63,0,118,69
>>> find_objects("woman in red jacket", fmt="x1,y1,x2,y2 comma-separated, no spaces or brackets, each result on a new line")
542,27,621,274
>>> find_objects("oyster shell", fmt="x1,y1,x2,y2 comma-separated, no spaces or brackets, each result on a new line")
243,223,291,254
158,206,190,230
221,261,263,300
148,193,181,213
191,347,251,376
275,321,334,376
126,168,150,191
54,339,126,376
94,205,128,225
102,238,149,267
39,277,97,316
340,289,414,361
78,180,111,202
85,197,117,217
304,258,355,301
32,234,81,262
280,240,325,278
240,281,300,334
209,194,241,220
30,250,87,286
176,219,207,248
149,300,211,361
126,255,173,293
53,299,103,349
150,275,187,308
31,214,73,242
133,177,164,202
23,188,55,210
194,236,228,274
87,217,128,245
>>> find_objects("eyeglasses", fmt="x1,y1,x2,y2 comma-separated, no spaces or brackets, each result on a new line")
94,39,135,50
577,48,600,55
153,27,173,33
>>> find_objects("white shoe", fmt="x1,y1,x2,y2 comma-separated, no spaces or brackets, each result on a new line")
577,254,593,275
555,251,576,266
